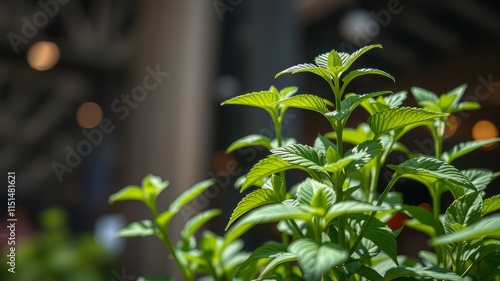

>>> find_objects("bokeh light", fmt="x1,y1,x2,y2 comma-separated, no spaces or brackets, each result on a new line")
76,102,103,129
26,41,60,71
472,120,499,150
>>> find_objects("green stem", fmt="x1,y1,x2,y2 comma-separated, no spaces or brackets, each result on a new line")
151,206,192,281
349,175,399,255
455,242,463,273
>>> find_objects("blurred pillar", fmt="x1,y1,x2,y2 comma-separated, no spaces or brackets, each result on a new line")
124,1,218,278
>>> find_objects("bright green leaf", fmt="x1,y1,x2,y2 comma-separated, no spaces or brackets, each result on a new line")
325,123,373,145
344,140,383,174
383,91,408,108
226,134,272,153
275,63,332,82
182,209,221,239
271,144,325,171
388,156,476,199
342,68,394,86
324,201,386,226
275,94,333,114
368,107,448,137
226,189,279,230
461,169,500,191
259,252,298,279
296,178,335,208
109,185,144,204
483,194,500,216
242,156,301,192
169,179,215,212
221,91,279,111
117,220,156,237
431,215,500,245
402,205,443,237
225,204,313,246
443,138,500,163
288,239,348,281
343,44,383,71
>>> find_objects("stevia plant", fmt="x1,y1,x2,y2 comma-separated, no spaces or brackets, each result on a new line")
109,44,500,280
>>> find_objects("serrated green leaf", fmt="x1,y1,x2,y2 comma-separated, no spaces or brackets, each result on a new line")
288,239,348,281
235,242,286,277
243,156,301,192
344,140,383,174
327,49,343,68
444,192,483,234
296,178,335,208
326,91,392,123
388,156,476,199
226,134,272,153
483,194,500,216
411,87,439,104
226,189,279,230
343,44,383,71
117,220,156,237
324,201,386,226
431,215,500,245
109,185,144,204
275,63,332,81
275,94,333,114
182,209,221,239
169,179,215,212
225,204,312,246
368,107,448,137
342,68,394,86
461,169,500,191
272,144,325,171
443,138,500,163
221,90,279,111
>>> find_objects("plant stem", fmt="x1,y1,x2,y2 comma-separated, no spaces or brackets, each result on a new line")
151,206,192,281
349,175,399,255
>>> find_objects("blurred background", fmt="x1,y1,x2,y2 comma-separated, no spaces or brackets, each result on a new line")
0,0,500,279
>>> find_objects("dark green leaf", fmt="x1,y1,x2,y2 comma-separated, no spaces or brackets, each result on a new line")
444,192,483,234
324,201,386,226
461,169,500,191
344,140,383,174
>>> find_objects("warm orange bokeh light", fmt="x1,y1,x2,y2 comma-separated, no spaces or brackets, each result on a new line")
26,41,60,71
472,120,498,150
76,102,103,129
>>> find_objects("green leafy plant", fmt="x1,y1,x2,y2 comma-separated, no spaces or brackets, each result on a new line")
109,44,500,280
